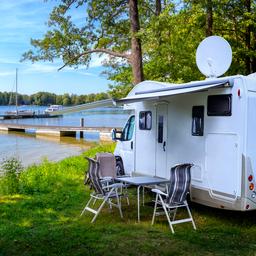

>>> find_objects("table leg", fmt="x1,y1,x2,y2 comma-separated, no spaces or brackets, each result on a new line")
137,185,141,222
142,186,145,206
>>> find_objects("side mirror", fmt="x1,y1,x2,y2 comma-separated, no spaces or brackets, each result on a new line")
112,128,117,141
112,128,123,141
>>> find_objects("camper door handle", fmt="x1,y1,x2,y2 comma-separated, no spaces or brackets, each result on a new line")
163,141,166,152
131,141,133,150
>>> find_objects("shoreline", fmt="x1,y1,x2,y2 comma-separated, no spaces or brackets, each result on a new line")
0,131,99,167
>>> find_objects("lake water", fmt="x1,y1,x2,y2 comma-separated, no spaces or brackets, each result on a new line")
0,105,131,167
0,105,130,127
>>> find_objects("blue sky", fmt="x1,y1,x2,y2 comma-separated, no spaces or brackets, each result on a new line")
0,0,110,95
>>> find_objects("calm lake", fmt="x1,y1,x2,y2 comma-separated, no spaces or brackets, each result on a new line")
0,105,130,166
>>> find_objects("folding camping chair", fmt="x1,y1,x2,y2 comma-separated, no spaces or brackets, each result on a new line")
83,153,117,187
96,152,129,204
96,152,117,186
151,164,196,234
80,157,123,223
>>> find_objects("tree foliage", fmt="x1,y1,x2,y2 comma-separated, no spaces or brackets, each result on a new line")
0,91,109,106
22,0,256,98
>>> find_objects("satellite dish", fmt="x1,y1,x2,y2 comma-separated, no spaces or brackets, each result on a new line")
196,36,232,78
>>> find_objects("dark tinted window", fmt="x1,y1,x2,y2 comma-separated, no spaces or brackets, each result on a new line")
139,111,152,130
207,94,232,116
192,106,204,136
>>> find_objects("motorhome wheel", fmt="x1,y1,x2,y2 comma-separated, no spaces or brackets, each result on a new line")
116,159,124,176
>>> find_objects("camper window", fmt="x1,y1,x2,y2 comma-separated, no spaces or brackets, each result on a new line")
139,111,152,130
192,106,204,136
122,115,135,141
158,116,164,143
207,94,232,116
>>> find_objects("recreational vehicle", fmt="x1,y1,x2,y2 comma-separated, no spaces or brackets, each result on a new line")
112,36,256,211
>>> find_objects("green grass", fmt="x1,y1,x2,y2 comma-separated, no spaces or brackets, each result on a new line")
0,142,256,255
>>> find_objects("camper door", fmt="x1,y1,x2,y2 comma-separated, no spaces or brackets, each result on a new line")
119,115,135,174
155,104,168,177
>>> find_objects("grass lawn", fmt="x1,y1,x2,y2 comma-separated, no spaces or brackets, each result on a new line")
0,143,256,255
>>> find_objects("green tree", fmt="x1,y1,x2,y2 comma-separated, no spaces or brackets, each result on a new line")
56,95,63,105
22,0,147,85
62,93,71,106
186,0,256,75
20,0,256,100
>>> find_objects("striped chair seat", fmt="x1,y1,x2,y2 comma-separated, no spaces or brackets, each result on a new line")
80,157,124,223
151,164,196,234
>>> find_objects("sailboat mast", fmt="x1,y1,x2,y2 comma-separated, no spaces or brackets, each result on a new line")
15,68,18,114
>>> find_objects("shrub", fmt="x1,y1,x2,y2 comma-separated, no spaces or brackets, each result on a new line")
0,143,115,196
19,158,64,194
0,157,23,195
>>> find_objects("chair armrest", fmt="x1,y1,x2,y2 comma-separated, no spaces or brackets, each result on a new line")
151,188,168,197
116,174,131,178
100,177,113,182
103,183,123,189
84,156,98,164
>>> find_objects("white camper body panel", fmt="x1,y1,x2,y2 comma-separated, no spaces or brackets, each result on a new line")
244,78,256,208
114,75,256,210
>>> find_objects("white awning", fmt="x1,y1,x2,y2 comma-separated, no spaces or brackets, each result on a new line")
115,78,233,104
48,99,115,115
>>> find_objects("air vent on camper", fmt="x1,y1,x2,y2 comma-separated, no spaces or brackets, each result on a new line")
196,36,232,78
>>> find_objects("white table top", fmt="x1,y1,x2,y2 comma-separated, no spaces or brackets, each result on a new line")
115,176,169,186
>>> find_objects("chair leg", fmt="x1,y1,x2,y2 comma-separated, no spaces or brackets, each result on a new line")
109,198,113,210
125,187,130,205
165,184,169,195
159,195,175,234
172,208,177,221
91,197,108,223
115,188,123,218
126,194,130,205
121,185,130,206
80,196,94,216
185,203,196,230
92,198,97,206
151,193,159,225
92,188,117,223
142,186,145,206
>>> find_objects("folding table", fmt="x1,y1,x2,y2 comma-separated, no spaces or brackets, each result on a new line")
115,176,169,222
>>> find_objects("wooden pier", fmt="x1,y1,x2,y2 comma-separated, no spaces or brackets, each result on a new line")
0,113,62,120
0,123,117,141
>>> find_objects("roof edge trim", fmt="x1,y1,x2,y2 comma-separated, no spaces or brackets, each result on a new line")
135,78,234,96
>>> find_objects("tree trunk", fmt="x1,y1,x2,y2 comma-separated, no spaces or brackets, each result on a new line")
245,0,252,74
252,31,256,73
128,0,144,84
156,0,162,16
206,0,213,36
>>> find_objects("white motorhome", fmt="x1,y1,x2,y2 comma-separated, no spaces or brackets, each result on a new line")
112,36,256,211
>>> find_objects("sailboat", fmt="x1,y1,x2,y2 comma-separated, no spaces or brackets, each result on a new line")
5,69,35,117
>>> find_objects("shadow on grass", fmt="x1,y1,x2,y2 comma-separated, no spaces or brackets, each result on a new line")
1,141,256,256
1,187,256,256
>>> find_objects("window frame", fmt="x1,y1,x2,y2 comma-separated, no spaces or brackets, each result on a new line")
139,111,152,130
122,115,135,141
192,106,204,136
207,94,232,116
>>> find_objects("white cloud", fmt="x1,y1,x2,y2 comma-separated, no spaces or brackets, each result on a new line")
23,63,58,74
0,58,19,65
90,54,107,68
22,62,98,77
0,71,15,77
73,70,98,77
0,0,37,11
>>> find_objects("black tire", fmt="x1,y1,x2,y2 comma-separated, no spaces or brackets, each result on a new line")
116,159,125,176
